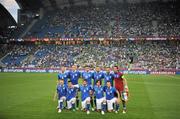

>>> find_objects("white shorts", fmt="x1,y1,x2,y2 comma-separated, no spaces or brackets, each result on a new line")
107,98,117,110
121,92,128,101
81,97,90,109
58,96,66,102
67,98,76,109
73,84,79,88
96,97,106,110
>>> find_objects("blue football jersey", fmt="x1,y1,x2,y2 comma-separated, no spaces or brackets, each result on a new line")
104,86,117,100
79,85,92,101
94,85,104,99
66,87,77,101
69,70,81,85
93,71,104,86
82,71,94,85
103,72,114,86
57,84,67,99
58,71,69,86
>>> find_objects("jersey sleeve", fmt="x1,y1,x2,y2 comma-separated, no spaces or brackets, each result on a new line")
68,71,71,76
79,71,82,77
66,71,70,78
103,86,107,92
78,85,81,91
58,74,60,80
111,73,114,78
102,71,105,78
92,72,95,79
89,85,93,91
81,71,84,78
113,87,117,93
118,72,124,79
92,86,96,92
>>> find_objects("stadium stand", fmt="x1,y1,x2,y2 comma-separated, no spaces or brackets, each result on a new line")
0,0,179,71
24,2,180,38
0,40,179,70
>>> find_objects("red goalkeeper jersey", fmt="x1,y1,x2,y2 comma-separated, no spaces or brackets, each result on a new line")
114,72,124,92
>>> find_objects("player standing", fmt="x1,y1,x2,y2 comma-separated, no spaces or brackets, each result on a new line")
58,66,69,86
103,67,114,86
69,65,81,110
93,67,104,86
54,79,67,113
82,66,93,86
104,81,120,113
79,79,92,114
113,66,129,113
82,66,94,111
93,66,104,108
94,80,106,115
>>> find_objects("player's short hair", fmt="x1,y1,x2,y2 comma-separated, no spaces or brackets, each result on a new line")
83,79,87,82
113,65,119,69
106,81,111,83
59,79,64,81
96,80,100,84
68,80,72,83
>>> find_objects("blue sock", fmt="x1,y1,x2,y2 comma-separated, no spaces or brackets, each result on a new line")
72,103,75,109
116,104,120,111
87,103,90,111
60,102,63,109
102,103,106,111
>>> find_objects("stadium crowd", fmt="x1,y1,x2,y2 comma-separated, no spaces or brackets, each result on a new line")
25,1,180,38
0,40,179,70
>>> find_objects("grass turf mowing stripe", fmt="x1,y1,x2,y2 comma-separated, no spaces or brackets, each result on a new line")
0,73,179,119
127,75,157,119
143,75,180,119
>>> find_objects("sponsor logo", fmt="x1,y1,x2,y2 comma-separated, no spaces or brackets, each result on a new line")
150,71,175,75
25,69,46,73
123,70,147,74
3,69,23,72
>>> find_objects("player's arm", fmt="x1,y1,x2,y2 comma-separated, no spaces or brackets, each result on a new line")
53,80,59,101
122,76,130,99
75,86,80,97
122,76,129,92
66,70,70,79
89,86,93,95
80,71,84,82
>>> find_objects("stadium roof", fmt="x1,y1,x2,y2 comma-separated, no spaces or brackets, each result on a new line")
0,3,16,29
15,0,174,10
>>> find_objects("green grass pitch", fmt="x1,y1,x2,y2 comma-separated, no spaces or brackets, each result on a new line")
0,73,180,119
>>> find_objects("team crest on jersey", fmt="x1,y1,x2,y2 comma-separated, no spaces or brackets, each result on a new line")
98,90,101,94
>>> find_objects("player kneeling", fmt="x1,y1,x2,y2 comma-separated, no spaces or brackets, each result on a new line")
105,81,120,114
66,81,77,111
54,79,67,113
94,80,106,115
79,80,92,114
